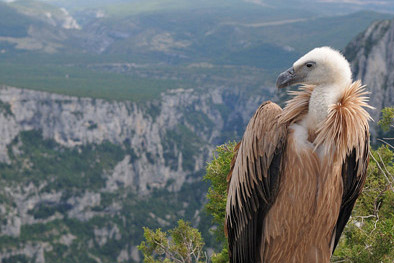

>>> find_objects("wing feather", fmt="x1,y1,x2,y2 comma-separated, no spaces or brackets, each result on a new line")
226,101,287,263
332,129,369,252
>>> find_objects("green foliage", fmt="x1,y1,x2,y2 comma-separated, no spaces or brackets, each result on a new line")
2,254,31,263
203,142,237,242
222,44,299,69
0,101,13,117
28,202,72,219
0,62,186,102
138,220,206,263
210,248,229,263
378,107,394,132
203,143,237,263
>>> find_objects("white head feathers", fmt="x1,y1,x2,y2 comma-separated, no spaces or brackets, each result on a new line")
293,46,352,87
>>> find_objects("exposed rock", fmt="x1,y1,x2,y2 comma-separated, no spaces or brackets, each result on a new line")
94,224,121,247
117,245,141,263
131,246,141,262
67,192,101,221
104,155,136,192
0,83,270,262
1,215,21,237
0,84,268,193
58,234,76,246
344,19,394,128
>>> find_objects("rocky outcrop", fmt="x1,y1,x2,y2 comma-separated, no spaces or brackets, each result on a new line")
0,84,272,263
344,19,394,125
0,85,269,191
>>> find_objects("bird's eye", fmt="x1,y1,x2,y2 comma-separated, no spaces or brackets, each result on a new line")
306,63,313,68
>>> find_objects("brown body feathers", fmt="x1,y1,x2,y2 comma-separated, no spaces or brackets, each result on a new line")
226,81,371,263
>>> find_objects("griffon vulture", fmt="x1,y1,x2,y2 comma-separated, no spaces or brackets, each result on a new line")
226,47,371,263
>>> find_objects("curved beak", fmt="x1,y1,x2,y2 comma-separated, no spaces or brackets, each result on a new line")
276,67,296,89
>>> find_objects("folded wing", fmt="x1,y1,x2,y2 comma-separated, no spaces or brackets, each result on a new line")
226,101,287,263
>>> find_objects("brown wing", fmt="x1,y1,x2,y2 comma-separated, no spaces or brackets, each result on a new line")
226,101,287,263
332,129,369,252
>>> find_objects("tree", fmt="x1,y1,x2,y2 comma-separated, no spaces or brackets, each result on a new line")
138,219,207,263
203,142,237,242
203,142,236,263
378,107,394,132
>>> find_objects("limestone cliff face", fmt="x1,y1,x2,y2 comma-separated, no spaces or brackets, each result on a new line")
0,84,271,263
0,85,267,191
344,19,394,124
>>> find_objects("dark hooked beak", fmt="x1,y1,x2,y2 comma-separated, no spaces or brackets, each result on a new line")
276,67,296,89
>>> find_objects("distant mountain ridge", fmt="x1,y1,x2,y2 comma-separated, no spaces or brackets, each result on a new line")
16,0,394,15
10,0,81,30
0,0,81,54
0,0,391,57
0,0,392,101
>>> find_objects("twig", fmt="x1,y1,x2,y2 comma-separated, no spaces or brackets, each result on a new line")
369,152,392,185
354,214,377,224
153,238,184,263
377,138,394,150
376,151,394,183
370,212,379,235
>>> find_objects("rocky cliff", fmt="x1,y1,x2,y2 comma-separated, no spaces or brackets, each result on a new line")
0,84,271,262
344,19,394,125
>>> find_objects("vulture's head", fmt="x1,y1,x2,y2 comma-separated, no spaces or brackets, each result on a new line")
276,46,352,89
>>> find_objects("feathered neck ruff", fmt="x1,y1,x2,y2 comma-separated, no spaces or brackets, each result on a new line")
279,80,373,165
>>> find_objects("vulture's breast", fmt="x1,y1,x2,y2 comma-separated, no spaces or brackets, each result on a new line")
261,123,343,263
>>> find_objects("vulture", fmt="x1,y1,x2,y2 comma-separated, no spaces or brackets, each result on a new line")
226,47,372,263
